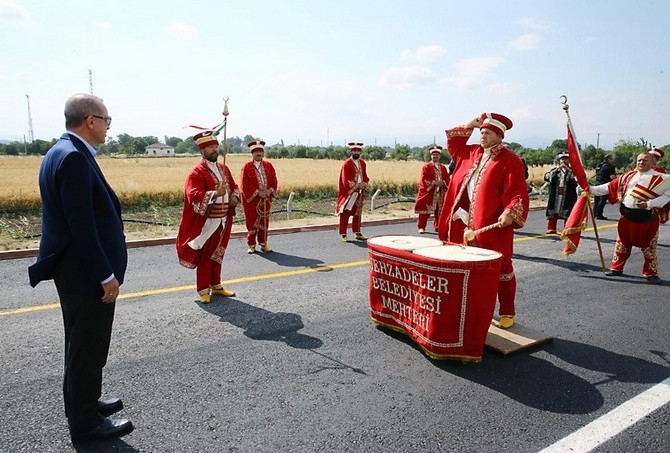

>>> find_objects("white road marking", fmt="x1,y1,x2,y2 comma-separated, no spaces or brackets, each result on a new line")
539,376,670,452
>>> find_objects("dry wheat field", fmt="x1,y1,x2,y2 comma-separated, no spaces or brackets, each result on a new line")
1,155,426,202
0,155,552,251
1,154,553,199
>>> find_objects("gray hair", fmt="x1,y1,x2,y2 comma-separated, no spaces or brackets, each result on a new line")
64,94,105,129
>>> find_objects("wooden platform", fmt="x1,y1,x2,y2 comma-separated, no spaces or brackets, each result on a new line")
485,321,553,356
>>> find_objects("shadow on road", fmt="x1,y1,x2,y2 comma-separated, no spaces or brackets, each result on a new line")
513,252,603,273
198,297,323,350
73,438,137,452
377,328,669,414
250,250,325,268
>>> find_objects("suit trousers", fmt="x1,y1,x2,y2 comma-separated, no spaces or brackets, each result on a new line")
55,279,115,433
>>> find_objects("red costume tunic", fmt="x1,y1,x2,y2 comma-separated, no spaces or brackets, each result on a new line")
176,160,240,291
594,169,670,276
414,161,450,231
438,126,529,317
336,157,370,235
240,159,278,247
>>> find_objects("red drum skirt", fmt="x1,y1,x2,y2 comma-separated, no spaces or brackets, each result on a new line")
368,236,502,362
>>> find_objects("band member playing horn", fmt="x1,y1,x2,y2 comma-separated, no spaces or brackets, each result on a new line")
437,113,529,329
544,153,578,234
240,140,278,254
414,145,450,234
588,151,670,283
176,130,240,303
336,142,370,242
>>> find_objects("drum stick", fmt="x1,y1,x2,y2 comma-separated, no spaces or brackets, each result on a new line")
463,222,502,243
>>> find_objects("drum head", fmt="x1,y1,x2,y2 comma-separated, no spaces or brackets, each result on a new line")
413,244,502,262
367,235,443,251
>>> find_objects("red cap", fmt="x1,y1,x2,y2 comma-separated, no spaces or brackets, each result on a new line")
193,131,219,150
247,140,266,152
348,142,364,152
428,145,443,155
479,112,513,138
648,147,665,160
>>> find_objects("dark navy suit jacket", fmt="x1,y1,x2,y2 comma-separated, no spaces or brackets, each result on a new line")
29,133,127,294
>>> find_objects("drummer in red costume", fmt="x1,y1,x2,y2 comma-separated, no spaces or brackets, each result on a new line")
336,142,370,242
240,140,278,254
414,145,449,234
176,130,240,303
588,151,670,283
437,113,529,329
648,147,666,173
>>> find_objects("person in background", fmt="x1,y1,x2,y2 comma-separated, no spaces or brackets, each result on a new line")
240,140,278,254
594,154,617,220
544,153,579,234
648,147,666,173
336,142,370,242
588,152,669,283
28,93,133,443
176,130,240,303
414,145,449,234
438,112,529,329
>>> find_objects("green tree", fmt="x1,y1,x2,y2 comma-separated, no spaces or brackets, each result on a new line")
364,145,387,161
165,136,183,147
175,138,198,154
612,139,646,171
390,144,410,161
0,141,21,155
292,145,308,158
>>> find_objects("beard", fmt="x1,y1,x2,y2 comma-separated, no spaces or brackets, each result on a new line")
352,154,360,160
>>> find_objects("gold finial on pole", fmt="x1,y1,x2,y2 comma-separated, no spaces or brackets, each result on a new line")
221,97,229,165
222,97,229,117
561,95,572,121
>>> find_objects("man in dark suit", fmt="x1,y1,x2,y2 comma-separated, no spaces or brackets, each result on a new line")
29,94,134,443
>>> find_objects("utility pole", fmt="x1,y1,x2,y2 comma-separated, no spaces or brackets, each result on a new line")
25,94,34,143
596,132,600,149
89,69,94,95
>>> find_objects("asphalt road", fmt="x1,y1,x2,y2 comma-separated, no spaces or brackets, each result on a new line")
1,204,668,453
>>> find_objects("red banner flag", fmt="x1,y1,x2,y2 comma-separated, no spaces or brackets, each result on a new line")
566,123,588,191
560,123,590,255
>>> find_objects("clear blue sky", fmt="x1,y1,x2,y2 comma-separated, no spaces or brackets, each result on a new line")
1,0,668,150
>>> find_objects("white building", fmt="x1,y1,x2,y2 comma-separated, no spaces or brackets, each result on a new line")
145,143,174,157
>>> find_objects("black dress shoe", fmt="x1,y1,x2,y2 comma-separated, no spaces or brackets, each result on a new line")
596,216,608,220
645,275,661,284
605,270,623,277
71,417,134,443
98,397,123,417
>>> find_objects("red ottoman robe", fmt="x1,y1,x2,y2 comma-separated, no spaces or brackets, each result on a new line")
336,157,370,234
414,161,450,228
240,160,278,245
177,160,239,269
438,126,529,316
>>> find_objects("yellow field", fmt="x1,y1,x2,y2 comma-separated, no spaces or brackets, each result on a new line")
1,154,562,202
1,155,426,201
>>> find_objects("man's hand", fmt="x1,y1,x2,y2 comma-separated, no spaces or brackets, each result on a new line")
466,116,482,129
101,278,120,304
498,210,514,228
215,180,226,197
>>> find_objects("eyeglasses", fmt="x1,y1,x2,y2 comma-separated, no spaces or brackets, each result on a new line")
87,115,112,126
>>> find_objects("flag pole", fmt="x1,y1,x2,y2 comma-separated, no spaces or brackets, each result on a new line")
561,96,607,272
